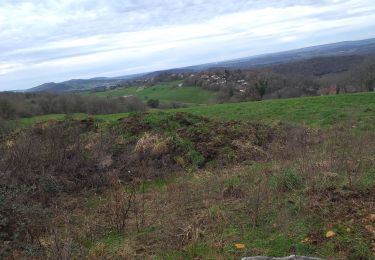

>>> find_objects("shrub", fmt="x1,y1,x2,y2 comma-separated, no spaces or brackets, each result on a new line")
106,187,135,232
0,117,11,137
0,186,49,257
147,99,159,108
186,150,205,168
2,120,112,198
273,169,302,192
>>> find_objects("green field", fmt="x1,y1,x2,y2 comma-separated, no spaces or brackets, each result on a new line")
177,92,375,128
88,80,217,104
17,92,375,128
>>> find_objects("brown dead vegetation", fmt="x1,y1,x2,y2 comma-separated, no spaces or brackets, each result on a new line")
0,113,374,258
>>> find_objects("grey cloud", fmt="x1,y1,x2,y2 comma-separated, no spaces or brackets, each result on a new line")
0,0,374,90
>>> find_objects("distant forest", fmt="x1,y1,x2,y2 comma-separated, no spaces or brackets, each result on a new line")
181,55,375,102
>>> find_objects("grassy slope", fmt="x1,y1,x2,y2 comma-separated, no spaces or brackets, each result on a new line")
17,92,375,128
88,80,217,104
176,92,375,128
9,92,375,259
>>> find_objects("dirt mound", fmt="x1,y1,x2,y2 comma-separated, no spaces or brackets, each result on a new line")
107,112,319,181
2,112,317,187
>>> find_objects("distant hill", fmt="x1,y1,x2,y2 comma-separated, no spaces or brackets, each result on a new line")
185,38,375,71
27,73,147,93
27,38,375,93
270,55,365,76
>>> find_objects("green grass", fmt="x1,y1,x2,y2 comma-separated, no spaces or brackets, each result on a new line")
16,92,375,128
85,231,127,255
15,113,87,127
15,112,131,127
87,80,217,104
176,92,375,128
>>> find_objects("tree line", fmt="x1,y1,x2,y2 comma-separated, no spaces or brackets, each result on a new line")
0,92,146,120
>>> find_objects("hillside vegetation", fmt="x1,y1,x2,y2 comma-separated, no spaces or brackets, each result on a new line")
1,92,374,259
17,92,375,129
0,92,145,120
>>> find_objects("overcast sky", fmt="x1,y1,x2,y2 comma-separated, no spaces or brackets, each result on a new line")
0,0,374,90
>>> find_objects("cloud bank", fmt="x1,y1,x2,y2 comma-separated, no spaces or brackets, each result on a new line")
0,0,374,90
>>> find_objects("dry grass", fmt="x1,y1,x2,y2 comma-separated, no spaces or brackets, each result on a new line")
1,116,374,259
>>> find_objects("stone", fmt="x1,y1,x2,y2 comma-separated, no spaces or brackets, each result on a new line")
325,230,336,238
